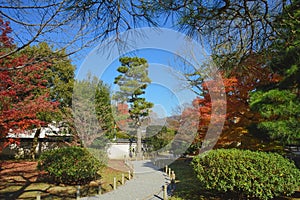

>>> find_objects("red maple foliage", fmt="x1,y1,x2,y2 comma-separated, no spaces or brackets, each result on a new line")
185,54,282,148
115,102,130,130
0,19,13,48
117,103,129,115
189,76,238,140
0,19,59,150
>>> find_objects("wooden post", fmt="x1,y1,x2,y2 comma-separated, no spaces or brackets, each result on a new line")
171,171,175,180
163,184,168,200
76,185,80,200
128,170,131,180
165,165,168,173
122,173,125,185
113,177,117,190
98,184,102,195
168,168,171,178
36,191,41,200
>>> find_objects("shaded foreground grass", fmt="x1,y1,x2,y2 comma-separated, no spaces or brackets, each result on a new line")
0,160,130,199
168,158,300,200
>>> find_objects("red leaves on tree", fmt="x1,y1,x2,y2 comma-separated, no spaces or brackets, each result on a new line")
0,19,13,48
0,19,59,150
115,103,130,130
185,53,282,147
117,103,129,115
188,76,238,142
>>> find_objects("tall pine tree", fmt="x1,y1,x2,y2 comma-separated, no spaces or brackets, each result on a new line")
114,57,153,158
250,0,300,145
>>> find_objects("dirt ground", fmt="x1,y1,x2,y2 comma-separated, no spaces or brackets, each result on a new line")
0,161,42,183
107,159,131,172
0,160,130,200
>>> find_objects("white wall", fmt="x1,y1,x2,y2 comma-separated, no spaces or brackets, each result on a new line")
106,143,137,159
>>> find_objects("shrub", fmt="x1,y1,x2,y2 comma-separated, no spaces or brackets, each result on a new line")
38,146,105,184
192,149,300,200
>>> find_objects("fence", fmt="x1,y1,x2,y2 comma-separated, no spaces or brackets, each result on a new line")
33,157,176,199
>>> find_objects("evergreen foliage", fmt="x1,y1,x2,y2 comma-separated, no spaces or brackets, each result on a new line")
192,149,300,200
113,56,153,157
114,57,153,126
250,0,300,145
38,146,103,184
23,42,75,108
146,126,175,151
73,75,114,145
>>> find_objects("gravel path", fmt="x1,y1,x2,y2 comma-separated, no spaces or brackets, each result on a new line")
81,160,170,200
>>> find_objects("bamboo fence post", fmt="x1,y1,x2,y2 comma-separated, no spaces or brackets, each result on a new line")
98,184,102,195
163,184,168,200
36,191,41,200
76,185,80,200
128,170,131,180
113,177,117,190
122,173,125,185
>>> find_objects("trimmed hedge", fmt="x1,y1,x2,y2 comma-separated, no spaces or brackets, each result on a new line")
38,146,104,184
192,149,300,200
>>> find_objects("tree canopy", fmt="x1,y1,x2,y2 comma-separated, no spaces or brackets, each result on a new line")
0,0,291,71
73,74,114,147
113,57,153,127
114,57,153,157
250,1,300,145
1,0,299,150
0,20,59,151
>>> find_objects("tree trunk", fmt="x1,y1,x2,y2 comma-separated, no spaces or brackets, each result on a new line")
30,128,41,160
136,127,142,159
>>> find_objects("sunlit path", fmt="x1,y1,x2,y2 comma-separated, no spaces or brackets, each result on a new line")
81,160,169,200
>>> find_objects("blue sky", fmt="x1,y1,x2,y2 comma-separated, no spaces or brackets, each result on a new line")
77,48,198,117
75,27,213,117
3,4,210,117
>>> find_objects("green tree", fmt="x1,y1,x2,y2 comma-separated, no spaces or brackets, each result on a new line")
23,42,75,108
73,75,114,147
23,43,76,156
250,0,300,145
114,57,153,158
169,0,286,69
146,125,175,151
95,80,114,134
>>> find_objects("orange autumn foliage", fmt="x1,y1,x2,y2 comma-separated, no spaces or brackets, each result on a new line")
183,53,282,147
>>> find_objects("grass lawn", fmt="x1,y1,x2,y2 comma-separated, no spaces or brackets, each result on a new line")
168,158,300,200
0,159,131,199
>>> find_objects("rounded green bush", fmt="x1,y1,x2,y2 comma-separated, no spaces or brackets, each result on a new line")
192,149,300,200
38,146,105,184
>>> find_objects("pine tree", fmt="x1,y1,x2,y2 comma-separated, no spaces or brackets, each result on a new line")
250,1,300,145
114,57,153,158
